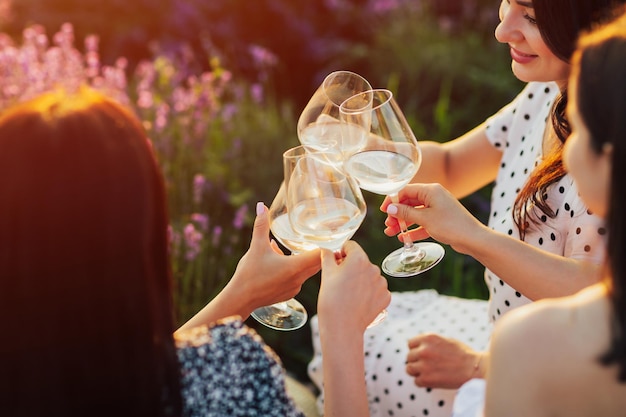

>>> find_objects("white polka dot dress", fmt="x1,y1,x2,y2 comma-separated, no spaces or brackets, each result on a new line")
307,82,607,417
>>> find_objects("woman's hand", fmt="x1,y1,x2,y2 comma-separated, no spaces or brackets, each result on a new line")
176,202,321,333
406,333,486,389
317,241,390,332
381,183,486,255
317,241,390,417
228,202,322,310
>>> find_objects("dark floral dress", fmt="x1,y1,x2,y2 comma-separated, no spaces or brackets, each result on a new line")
176,317,304,417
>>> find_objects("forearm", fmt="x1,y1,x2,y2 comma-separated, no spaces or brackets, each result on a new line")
467,224,600,300
320,324,370,417
413,126,500,199
175,282,252,334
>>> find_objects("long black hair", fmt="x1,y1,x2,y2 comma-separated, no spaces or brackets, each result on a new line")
0,86,183,416
513,0,624,238
573,7,626,381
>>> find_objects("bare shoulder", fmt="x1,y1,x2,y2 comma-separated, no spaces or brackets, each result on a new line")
486,284,626,417
485,285,609,417
491,284,607,362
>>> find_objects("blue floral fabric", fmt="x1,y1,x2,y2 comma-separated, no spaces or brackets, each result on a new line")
176,317,304,417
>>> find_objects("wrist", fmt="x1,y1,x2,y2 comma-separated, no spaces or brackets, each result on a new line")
473,352,487,378
216,281,255,319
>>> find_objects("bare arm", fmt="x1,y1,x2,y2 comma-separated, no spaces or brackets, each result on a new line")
414,123,502,198
318,242,391,417
175,203,321,334
383,184,600,300
462,221,599,299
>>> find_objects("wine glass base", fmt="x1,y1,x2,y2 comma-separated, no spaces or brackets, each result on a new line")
250,298,308,331
382,241,445,278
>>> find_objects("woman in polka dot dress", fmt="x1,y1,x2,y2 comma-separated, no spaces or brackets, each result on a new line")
308,0,623,416
485,11,626,415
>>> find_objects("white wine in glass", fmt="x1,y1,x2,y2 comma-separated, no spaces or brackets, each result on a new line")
250,145,332,331
341,89,445,277
297,70,372,158
287,154,387,327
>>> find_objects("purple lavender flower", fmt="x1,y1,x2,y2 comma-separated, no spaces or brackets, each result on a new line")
0,22,129,111
193,174,206,204
190,213,209,232
250,83,263,104
233,204,248,230
211,226,223,247
183,223,203,261
167,225,181,255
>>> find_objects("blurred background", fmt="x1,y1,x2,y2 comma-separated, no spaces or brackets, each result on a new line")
0,0,524,382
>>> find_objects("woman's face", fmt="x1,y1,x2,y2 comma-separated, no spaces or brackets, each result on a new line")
563,76,612,219
495,0,571,88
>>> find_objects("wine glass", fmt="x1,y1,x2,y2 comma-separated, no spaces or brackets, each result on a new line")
340,89,445,277
287,154,387,327
297,70,372,159
250,145,337,331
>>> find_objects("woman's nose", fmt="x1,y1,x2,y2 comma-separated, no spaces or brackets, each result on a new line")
495,0,524,43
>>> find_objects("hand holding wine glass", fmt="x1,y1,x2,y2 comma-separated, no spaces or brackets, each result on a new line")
250,145,327,331
317,241,391,333
287,153,387,326
340,89,445,277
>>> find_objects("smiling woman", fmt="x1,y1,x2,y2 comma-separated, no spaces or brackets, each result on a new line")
483,7,626,416
307,1,625,416
496,0,570,85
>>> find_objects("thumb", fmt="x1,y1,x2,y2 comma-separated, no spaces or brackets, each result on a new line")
386,202,418,222
321,248,337,272
250,202,270,247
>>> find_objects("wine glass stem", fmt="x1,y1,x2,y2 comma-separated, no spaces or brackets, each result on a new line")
389,193,425,264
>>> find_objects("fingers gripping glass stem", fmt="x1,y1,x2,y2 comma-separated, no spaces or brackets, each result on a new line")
391,193,426,263
381,193,445,277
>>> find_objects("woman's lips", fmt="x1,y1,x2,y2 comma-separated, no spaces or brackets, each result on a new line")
510,47,537,64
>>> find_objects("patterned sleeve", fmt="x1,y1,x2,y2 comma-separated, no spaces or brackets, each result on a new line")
484,82,557,149
176,317,305,417
484,88,520,148
561,177,607,265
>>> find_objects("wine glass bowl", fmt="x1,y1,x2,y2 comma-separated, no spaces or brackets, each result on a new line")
286,152,388,328
340,89,445,277
250,145,330,331
297,71,373,159
268,181,320,254
287,155,366,255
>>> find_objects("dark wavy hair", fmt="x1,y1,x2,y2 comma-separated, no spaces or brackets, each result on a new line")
0,86,182,416
513,0,624,238
572,6,626,382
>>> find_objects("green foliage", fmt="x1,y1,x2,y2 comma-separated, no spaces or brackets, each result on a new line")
2,0,527,383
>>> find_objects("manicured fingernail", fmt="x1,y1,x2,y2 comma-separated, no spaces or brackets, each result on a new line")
387,204,398,215
256,201,265,216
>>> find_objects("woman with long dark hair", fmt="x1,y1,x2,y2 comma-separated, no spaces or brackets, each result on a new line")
308,1,624,416
485,8,626,415
0,85,390,417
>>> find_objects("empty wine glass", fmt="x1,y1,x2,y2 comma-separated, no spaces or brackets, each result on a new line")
250,145,338,331
287,154,387,327
340,89,445,277
297,70,372,159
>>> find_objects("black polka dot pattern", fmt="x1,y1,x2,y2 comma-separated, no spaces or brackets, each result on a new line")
308,82,607,417
176,318,304,417
309,291,491,417
484,82,606,322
